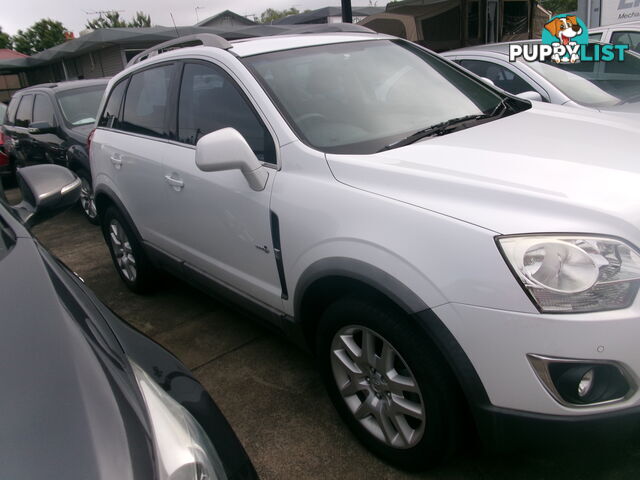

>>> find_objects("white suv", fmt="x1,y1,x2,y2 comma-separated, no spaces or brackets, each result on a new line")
91,32,640,469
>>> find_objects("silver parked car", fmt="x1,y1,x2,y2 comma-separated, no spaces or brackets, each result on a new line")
443,40,640,115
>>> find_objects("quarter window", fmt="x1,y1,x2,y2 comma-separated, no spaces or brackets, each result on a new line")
122,64,175,138
99,80,128,129
32,94,55,125
177,62,276,164
459,59,535,94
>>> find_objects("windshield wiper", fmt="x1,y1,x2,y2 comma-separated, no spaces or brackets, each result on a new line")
378,99,509,152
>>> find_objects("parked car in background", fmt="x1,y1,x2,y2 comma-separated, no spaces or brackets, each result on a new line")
589,21,640,53
443,40,640,115
92,32,640,470
0,164,258,480
2,79,108,223
0,102,7,181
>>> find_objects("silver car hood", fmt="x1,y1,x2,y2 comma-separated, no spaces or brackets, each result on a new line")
326,102,640,236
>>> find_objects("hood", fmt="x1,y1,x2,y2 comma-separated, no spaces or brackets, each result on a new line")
0,238,155,479
326,102,640,236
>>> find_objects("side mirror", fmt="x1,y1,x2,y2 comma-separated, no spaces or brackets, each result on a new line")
13,165,81,227
516,91,543,102
28,121,57,134
195,128,268,192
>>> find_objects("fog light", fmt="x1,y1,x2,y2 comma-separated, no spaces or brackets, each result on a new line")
578,369,594,398
528,355,634,407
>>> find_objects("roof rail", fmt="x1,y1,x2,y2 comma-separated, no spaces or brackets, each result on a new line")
127,34,232,66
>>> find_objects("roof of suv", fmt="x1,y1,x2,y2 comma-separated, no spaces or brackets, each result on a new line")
17,78,109,95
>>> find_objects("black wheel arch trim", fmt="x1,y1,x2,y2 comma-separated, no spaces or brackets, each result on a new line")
294,257,491,426
66,144,90,173
293,257,429,318
94,184,144,244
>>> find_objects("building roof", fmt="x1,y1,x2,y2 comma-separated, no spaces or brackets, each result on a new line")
273,6,385,25
0,24,375,72
196,10,256,27
0,49,28,60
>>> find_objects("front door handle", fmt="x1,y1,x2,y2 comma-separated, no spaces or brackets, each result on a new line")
164,174,184,191
110,154,122,169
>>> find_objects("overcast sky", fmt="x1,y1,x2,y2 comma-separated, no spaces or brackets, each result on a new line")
2,0,375,35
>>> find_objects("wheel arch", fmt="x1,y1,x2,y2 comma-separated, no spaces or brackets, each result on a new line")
94,184,144,244
293,257,490,410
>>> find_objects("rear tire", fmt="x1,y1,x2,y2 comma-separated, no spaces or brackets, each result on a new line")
77,169,99,225
102,206,156,293
317,295,466,471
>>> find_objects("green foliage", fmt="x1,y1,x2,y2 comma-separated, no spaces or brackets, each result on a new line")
12,19,67,55
540,0,578,15
260,7,300,24
85,11,152,30
128,12,152,28
0,26,11,49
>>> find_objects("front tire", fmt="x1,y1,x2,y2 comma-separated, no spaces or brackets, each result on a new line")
102,206,156,293
317,295,466,471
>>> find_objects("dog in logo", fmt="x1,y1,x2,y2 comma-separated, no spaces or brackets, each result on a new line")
544,16,582,63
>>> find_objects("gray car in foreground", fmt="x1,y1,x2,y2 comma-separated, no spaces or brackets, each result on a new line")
443,40,640,115
0,165,257,479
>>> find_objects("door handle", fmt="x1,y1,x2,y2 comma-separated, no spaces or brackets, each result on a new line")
110,154,122,169
164,174,184,191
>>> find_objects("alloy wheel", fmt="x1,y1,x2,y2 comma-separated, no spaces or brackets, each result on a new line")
330,325,426,449
80,177,97,219
109,219,137,282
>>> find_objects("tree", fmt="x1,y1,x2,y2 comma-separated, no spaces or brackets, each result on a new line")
13,19,67,55
260,7,300,24
128,11,151,28
85,11,152,30
540,0,578,15
0,26,11,49
85,12,127,29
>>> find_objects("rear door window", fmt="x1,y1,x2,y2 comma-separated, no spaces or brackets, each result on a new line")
15,94,34,128
33,94,56,126
98,80,128,129
177,62,276,164
611,30,640,53
122,64,175,138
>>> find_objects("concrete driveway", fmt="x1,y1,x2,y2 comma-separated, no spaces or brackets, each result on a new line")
13,188,640,480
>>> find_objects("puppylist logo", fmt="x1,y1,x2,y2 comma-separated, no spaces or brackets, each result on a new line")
509,14,629,64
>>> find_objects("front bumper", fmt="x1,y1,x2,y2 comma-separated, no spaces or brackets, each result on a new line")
430,302,640,447
476,403,640,451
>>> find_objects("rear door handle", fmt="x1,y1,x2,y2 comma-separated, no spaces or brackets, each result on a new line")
110,154,122,169
164,174,184,191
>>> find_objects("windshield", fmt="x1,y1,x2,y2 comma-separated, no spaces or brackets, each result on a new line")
56,85,106,126
524,46,640,108
244,40,507,154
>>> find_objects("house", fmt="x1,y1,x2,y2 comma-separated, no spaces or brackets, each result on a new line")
0,49,28,102
196,10,256,28
273,6,385,25
359,0,548,52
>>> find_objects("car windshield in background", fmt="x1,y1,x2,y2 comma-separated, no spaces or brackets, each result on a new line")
244,40,507,154
57,85,106,126
524,45,640,108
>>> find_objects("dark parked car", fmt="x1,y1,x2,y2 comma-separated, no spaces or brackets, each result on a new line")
2,79,108,223
0,102,7,178
0,165,258,480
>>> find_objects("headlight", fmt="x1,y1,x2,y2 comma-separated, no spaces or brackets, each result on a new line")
131,361,228,480
498,235,640,312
